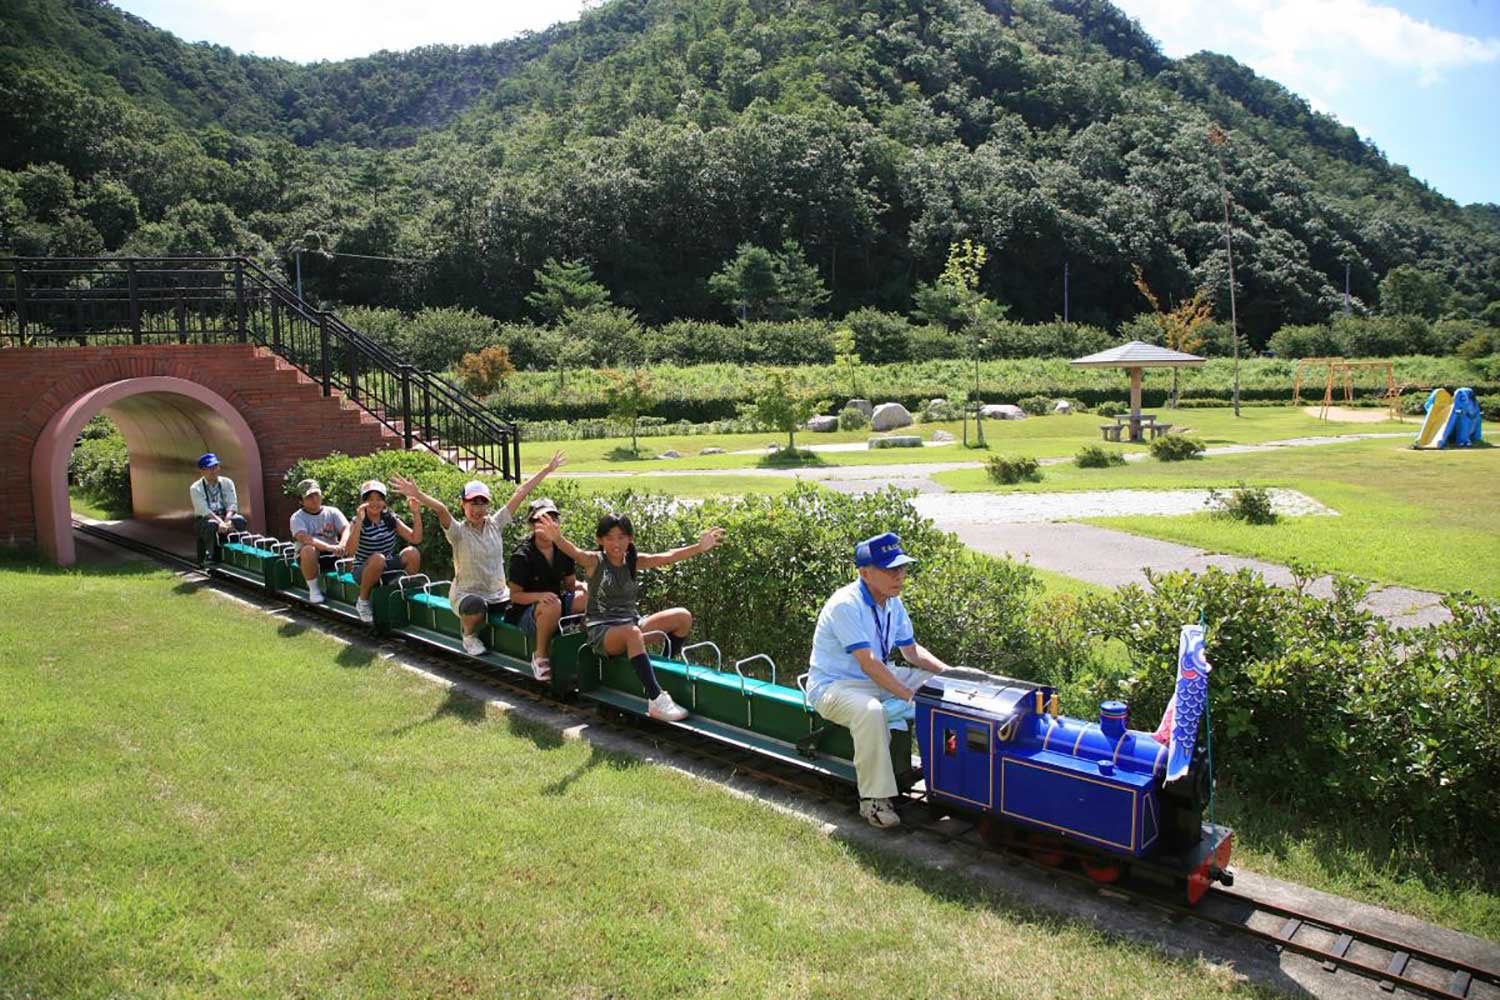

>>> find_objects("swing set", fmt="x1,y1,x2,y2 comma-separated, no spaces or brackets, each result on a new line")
1291,357,1408,420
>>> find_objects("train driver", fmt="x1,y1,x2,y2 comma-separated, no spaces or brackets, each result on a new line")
189,452,247,565
807,532,950,829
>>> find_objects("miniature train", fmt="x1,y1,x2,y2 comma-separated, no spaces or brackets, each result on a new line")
209,531,1234,904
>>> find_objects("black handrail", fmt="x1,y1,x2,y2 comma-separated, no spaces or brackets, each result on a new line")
0,255,521,481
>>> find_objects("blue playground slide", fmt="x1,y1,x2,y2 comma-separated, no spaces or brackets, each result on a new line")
1415,387,1484,449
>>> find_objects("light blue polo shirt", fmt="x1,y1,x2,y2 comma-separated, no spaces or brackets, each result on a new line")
807,579,916,705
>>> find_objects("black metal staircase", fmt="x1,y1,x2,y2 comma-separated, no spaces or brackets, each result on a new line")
0,256,521,481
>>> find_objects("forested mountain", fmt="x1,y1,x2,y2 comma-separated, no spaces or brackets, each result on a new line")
3,0,1497,344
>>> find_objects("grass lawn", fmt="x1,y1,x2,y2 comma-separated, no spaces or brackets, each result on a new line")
933,437,1499,598
68,488,127,521
567,473,797,498
534,407,1405,473
0,557,1274,999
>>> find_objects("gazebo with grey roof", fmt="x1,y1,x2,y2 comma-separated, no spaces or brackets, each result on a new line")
1069,340,1206,441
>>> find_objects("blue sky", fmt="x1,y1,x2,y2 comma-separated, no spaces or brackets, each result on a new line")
116,0,1499,206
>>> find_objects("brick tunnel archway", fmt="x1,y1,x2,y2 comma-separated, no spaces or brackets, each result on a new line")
32,376,266,566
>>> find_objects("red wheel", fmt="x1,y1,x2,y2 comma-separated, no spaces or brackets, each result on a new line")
1080,858,1124,883
1027,832,1065,867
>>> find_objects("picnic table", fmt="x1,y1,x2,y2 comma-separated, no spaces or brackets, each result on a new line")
1099,412,1172,442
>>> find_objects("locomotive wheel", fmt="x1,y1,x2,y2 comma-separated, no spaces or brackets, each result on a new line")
1026,833,1066,867
1080,858,1125,884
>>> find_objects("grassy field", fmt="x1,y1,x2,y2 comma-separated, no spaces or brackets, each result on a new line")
533,407,1405,473
933,436,1499,597
0,557,1280,1000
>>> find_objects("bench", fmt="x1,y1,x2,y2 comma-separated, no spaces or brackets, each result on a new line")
1099,423,1124,442
1147,422,1173,440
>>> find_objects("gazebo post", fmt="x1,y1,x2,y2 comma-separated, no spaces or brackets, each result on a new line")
1130,366,1143,441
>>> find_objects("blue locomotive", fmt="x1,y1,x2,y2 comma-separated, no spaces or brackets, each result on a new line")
916,668,1233,902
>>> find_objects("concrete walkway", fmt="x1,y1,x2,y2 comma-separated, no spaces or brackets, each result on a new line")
559,430,1452,627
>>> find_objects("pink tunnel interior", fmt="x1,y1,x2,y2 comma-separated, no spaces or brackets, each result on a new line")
32,376,266,565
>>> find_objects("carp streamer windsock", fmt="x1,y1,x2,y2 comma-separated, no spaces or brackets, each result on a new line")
1152,624,1211,785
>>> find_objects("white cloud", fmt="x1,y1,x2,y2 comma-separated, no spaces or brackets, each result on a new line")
1116,0,1500,87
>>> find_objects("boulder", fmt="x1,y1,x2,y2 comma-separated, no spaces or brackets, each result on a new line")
806,414,840,432
980,403,1026,420
659,449,682,458
871,402,914,430
699,447,725,455
1053,399,1073,415
869,435,922,449
846,398,873,418
930,430,955,443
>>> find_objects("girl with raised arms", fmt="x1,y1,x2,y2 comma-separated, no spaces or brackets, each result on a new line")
533,511,724,721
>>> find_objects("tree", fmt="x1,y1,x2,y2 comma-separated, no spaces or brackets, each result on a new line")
1132,265,1213,408
602,368,657,455
1379,265,1448,320
526,257,611,325
709,243,779,321
455,344,515,399
752,369,828,454
769,239,831,319
531,325,593,393
830,325,862,398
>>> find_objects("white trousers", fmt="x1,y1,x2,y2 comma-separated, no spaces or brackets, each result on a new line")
814,668,934,800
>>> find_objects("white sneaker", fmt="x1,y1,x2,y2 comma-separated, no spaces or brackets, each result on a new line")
531,655,551,681
306,581,326,605
355,598,374,623
859,798,901,829
647,690,688,722
461,633,486,656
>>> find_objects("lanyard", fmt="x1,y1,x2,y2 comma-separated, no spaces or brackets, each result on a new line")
861,581,892,660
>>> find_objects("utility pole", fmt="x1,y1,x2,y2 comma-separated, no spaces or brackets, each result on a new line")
1063,258,1070,323
295,249,304,301
1209,124,1241,417
1344,261,1351,314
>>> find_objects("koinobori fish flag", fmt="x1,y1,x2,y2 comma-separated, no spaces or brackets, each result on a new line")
1152,624,1212,784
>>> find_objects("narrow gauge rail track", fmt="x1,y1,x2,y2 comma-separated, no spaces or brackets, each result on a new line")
75,521,1500,1000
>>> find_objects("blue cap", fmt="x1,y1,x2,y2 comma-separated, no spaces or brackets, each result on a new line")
197,452,221,469
854,532,915,569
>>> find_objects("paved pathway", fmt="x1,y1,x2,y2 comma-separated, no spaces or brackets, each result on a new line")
558,431,1452,626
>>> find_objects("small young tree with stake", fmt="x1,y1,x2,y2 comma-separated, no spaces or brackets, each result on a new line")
602,368,657,455
752,369,827,456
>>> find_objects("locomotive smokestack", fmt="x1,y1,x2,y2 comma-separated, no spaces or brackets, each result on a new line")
1099,701,1128,740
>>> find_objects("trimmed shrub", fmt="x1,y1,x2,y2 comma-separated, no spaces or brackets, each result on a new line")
920,397,960,422
844,308,913,364
1096,400,1125,417
986,455,1041,484
1149,434,1205,461
1267,323,1336,359
1078,568,1500,849
838,405,869,430
69,433,131,515
908,323,964,360
1207,482,1277,524
1074,444,1126,468
1016,394,1052,416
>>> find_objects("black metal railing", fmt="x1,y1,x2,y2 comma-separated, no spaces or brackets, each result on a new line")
0,256,520,481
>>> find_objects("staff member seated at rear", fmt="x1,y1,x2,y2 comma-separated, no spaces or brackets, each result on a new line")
808,533,951,830
391,451,564,668
289,478,348,605
343,479,422,623
534,512,724,722
504,497,589,681
189,452,247,565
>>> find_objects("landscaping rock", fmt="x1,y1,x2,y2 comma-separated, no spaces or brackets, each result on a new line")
806,415,839,432
930,430,955,442
765,442,780,450
1053,400,1073,415
871,402,913,430
846,398,873,418
659,449,682,458
980,403,1026,420
699,447,725,455
869,435,922,449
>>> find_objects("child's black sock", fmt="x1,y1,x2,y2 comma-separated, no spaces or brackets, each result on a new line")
631,652,662,699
